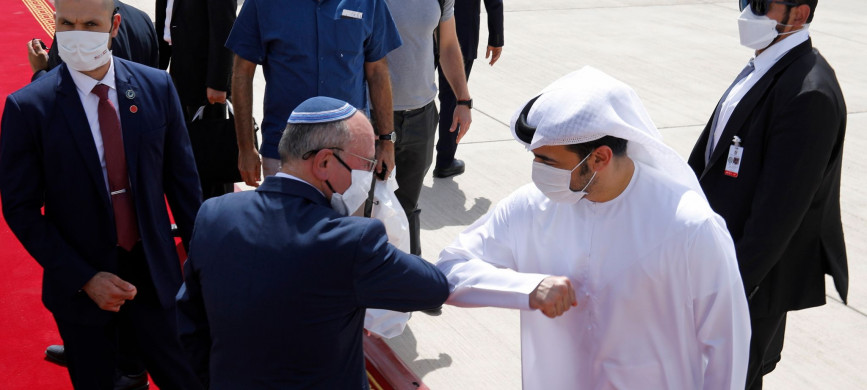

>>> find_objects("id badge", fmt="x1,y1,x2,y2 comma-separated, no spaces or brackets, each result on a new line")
724,144,744,177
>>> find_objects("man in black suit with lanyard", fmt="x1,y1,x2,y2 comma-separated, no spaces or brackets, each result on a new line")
687,1,847,388
433,0,503,178
156,0,238,199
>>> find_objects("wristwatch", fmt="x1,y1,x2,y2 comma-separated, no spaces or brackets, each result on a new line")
378,131,397,143
457,98,473,109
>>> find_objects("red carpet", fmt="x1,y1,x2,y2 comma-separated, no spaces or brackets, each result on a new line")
0,2,423,388
0,2,71,389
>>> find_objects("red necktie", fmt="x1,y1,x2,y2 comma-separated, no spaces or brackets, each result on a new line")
92,84,139,251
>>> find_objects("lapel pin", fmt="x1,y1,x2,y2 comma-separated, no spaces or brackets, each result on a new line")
130,105,138,114
125,89,135,100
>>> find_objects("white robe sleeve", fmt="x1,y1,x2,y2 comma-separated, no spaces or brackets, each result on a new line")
688,216,751,390
437,195,549,310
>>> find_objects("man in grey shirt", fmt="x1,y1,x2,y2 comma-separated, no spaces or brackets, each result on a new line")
384,0,472,260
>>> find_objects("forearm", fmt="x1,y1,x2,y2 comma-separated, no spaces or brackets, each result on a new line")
364,59,394,134
439,43,470,100
206,0,237,91
231,56,257,152
437,257,547,310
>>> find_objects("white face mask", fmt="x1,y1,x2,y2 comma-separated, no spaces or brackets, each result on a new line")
56,30,112,72
330,169,373,216
737,7,804,50
531,152,596,204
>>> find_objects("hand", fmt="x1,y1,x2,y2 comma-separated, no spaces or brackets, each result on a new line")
485,45,502,66
238,148,262,187
27,39,49,73
206,87,227,105
375,140,395,179
529,276,577,318
82,272,137,312
450,104,473,144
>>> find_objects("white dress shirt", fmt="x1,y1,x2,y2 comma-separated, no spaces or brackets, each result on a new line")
163,0,174,45
67,57,119,193
712,28,810,150
438,162,751,389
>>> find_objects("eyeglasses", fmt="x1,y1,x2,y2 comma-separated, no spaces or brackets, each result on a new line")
302,147,377,172
739,0,799,16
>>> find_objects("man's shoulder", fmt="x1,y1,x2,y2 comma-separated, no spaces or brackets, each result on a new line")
635,164,718,226
117,1,154,26
8,68,62,106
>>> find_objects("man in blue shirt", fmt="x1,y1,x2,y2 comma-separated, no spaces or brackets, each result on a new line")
226,0,402,187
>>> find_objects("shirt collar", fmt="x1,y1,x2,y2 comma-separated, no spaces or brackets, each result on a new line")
753,27,810,73
275,172,325,196
68,55,116,96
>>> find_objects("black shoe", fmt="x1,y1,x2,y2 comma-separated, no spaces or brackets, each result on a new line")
421,306,443,315
433,159,465,178
114,370,149,390
44,344,67,366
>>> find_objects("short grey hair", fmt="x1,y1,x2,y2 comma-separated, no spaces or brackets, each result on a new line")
278,119,352,164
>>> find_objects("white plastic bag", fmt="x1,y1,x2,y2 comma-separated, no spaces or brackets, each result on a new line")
370,173,410,252
364,172,412,338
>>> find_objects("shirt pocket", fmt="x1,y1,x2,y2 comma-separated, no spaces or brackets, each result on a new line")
334,14,366,56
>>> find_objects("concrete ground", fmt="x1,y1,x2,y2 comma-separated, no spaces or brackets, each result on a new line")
129,0,866,388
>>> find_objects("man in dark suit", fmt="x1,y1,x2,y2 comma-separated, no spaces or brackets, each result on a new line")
156,0,238,199
177,96,449,388
26,2,161,381
0,0,203,388
433,0,503,178
687,1,847,388
27,0,159,81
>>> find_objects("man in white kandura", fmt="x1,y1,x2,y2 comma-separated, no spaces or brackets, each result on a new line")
437,67,751,389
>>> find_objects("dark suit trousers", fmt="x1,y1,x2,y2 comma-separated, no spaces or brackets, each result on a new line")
746,312,787,390
435,58,474,169
55,244,202,390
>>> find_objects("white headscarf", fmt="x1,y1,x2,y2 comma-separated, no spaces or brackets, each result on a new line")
509,66,704,197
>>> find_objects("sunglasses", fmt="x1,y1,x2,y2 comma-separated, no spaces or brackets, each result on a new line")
739,0,799,16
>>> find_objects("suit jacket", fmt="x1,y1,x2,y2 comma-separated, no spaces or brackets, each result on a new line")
455,0,504,60
155,0,237,107
33,0,159,82
0,58,202,324
687,39,847,317
176,176,449,389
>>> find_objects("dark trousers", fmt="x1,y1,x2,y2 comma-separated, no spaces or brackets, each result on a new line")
435,58,474,169
394,102,438,255
745,312,787,390
55,244,203,390
394,101,439,217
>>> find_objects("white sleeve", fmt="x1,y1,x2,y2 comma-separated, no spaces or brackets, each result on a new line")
688,217,751,390
436,196,548,310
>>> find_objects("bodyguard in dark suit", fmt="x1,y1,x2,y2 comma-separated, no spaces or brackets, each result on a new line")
28,0,159,81
0,0,203,388
177,97,448,388
687,1,847,388
434,0,504,178
156,0,239,199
